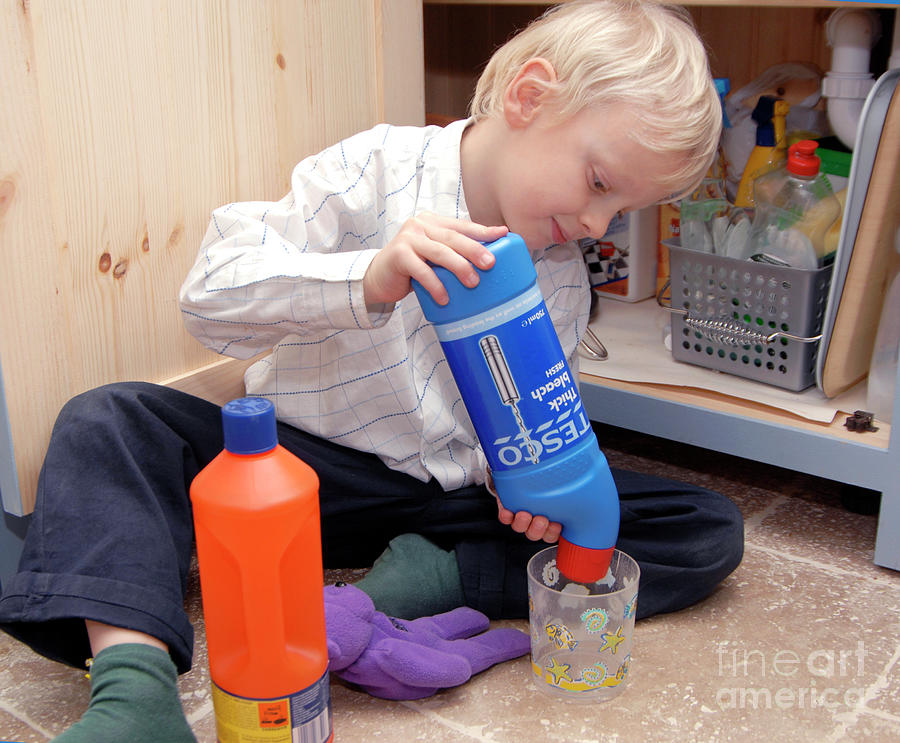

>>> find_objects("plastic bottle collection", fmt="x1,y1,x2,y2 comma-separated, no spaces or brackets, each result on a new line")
680,82,844,270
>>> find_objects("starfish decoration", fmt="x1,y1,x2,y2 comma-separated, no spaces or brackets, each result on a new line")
545,656,572,684
598,625,626,654
624,594,637,620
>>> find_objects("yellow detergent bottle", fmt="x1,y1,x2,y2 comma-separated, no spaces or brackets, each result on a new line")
735,97,790,208
745,140,842,269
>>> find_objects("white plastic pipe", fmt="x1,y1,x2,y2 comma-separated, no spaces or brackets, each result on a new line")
822,8,882,150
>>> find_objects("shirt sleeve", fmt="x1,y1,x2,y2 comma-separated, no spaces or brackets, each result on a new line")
179,128,397,359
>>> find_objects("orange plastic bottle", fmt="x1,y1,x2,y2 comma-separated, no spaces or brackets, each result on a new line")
190,397,333,743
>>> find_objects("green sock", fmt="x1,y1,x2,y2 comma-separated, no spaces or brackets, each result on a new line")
54,643,196,743
354,533,465,619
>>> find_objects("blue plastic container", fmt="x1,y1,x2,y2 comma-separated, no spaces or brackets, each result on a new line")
413,233,619,582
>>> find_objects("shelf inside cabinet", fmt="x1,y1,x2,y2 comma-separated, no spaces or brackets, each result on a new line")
578,297,889,457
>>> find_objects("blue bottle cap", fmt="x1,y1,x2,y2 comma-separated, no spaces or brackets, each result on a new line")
412,233,537,325
714,77,731,129
221,397,278,454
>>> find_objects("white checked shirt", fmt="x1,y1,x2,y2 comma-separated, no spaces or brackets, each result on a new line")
181,120,591,490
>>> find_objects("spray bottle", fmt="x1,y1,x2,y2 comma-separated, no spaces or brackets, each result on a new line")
735,96,791,209
679,77,734,254
191,398,333,743
413,233,620,583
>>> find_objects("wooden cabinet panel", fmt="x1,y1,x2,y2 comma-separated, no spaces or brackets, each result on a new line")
0,0,423,514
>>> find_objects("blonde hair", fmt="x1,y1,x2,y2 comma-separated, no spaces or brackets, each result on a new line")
469,0,721,200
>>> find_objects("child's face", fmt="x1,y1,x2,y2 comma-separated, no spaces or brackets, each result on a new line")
494,103,687,251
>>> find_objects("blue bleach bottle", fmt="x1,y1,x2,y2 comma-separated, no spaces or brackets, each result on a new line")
413,232,620,583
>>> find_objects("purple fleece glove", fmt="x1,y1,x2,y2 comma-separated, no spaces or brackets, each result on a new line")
323,583,530,700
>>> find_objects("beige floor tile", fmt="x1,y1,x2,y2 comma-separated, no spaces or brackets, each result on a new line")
746,491,883,576
0,710,46,743
631,549,900,743
0,642,87,741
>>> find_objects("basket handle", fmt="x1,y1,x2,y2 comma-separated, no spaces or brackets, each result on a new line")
656,280,823,348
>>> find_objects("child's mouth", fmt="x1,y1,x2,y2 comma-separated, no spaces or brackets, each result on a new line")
551,219,568,245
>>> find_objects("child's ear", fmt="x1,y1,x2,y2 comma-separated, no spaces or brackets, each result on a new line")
503,57,557,128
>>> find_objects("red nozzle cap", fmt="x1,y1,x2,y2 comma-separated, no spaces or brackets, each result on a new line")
557,538,614,583
787,140,820,177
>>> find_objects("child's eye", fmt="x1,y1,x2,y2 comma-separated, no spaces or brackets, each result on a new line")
592,175,607,192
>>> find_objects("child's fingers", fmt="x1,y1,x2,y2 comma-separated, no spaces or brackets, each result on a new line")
403,239,483,305
511,511,534,535
407,261,452,305
495,495,515,525
429,220,506,268
417,224,497,274
494,495,561,544
417,212,507,246
414,213,505,271
523,514,552,542
366,215,507,306
542,521,562,544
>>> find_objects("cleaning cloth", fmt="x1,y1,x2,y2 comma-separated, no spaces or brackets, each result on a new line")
323,583,530,700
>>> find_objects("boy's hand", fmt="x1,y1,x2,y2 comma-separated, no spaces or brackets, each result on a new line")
363,213,507,307
486,468,562,544
495,495,563,543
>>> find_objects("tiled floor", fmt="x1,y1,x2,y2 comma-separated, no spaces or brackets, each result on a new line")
1,423,898,742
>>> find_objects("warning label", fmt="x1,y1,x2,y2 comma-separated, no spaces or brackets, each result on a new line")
211,671,332,743
258,699,289,729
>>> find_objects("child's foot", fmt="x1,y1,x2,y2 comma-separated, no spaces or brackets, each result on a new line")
53,643,196,742
354,533,465,619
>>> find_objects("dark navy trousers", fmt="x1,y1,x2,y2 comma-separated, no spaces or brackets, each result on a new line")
0,382,743,673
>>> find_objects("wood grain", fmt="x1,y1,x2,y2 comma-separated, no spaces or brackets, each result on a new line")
0,0,423,513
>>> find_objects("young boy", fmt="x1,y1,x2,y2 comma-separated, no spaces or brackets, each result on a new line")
0,1,742,740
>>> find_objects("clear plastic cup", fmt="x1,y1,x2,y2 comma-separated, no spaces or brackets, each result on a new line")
527,546,640,703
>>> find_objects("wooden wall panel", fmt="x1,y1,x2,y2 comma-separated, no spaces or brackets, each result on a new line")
425,3,544,119
0,0,423,514
693,6,832,92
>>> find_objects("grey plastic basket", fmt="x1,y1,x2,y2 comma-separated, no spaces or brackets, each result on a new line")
663,243,834,392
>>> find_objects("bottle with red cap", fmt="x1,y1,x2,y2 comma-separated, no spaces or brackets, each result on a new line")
412,233,620,584
745,139,842,268
191,397,333,743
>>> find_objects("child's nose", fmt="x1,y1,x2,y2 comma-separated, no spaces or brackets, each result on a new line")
580,209,615,241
